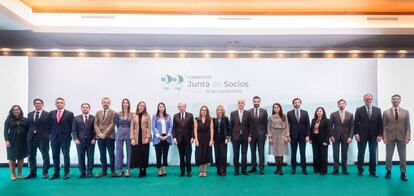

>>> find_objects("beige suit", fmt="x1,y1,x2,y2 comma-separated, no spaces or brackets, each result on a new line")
94,109,116,139
130,113,152,144
383,107,411,173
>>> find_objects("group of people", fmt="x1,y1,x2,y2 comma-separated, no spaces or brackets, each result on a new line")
4,94,410,182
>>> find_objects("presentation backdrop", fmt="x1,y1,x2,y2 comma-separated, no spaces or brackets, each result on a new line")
26,57,378,165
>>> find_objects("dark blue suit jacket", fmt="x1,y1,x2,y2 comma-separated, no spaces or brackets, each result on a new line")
72,114,96,143
354,105,383,140
49,109,74,142
26,110,50,142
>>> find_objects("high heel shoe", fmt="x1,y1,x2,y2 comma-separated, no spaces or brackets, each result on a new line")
117,170,124,177
125,169,130,177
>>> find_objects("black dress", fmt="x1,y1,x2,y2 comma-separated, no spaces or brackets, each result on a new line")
4,117,29,160
195,118,212,165
130,113,149,168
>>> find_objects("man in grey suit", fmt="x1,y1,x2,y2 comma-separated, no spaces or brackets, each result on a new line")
329,99,354,175
383,94,411,181
248,96,268,175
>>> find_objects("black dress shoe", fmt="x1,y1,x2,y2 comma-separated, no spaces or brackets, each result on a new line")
331,170,339,175
291,169,296,175
180,171,185,177
259,170,264,175
302,171,308,175
63,173,70,180
401,173,408,182
24,174,37,179
187,172,192,177
241,171,249,175
385,171,391,179
234,171,239,176
42,174,49,179
358,171,363,176
248,168,257,173
49,175,60,180
369,173,379,177
342,171,349,175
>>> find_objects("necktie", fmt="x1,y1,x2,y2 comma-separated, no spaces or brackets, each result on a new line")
255,108,258,118
295,109,300,121
367,107,372,120
57,110,62,123
181,113,184,120
395,108,399,121
35,111,40,123
84,115,88,123
103,110,107,120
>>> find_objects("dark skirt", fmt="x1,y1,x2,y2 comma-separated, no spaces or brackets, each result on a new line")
130,144,149,168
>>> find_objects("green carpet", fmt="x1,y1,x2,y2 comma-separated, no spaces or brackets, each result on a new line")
0,165,412,196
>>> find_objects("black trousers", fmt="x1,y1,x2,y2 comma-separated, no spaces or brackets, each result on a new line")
97,139,115,172
332,137,349,172
311,135,328,173
250,136,265,170
177,138,192,173
27,136,50,175
155,140,170,168
232,136,248,172
51,139,71,175
214,141,227,174
76,141,95,174
357,137,377,173
290,137,307,171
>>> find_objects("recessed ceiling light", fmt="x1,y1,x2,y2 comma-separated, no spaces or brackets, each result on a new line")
349,50,361,53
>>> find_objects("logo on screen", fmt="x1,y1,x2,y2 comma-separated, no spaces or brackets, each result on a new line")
161,74,184,90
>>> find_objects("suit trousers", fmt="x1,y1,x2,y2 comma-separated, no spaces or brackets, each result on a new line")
115,139,131,171
232,136,248,172
357,137,377,173
386,140,407,173
155,140,170,168
177,138,192,173
51,138,71,175
214,141,227,174
290,137,307,171
97,139,115,172
27,135,50,175
250,136,265,169
312,135,328,173
332,137,349,171
76,141,95,174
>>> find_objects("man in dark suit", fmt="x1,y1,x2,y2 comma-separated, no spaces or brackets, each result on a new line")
287,98,310,175
230,99,252,176
329,99,354,175
354,93,383,177
172,102,194,177
248,96,268,175
72,103,96,178
25,98,50,179
49,97,74,180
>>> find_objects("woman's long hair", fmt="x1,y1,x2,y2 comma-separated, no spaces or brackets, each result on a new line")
272,103,286,121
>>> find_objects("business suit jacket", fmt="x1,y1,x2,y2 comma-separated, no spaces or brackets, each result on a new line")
72,114,96,143
248,108,268,139
49,110,74,142
383,107,411,141
172,112,194,144
213,117,230,143
287,109,310,140
94,109,116,139
27,110,50,142
330,110,354,141
310,118,332,145
229,110,251,141
354,105,383,140
130,113,152,144
152,114,173,145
